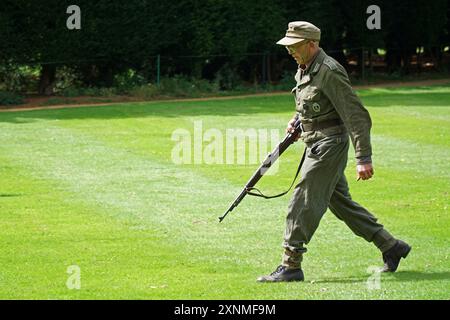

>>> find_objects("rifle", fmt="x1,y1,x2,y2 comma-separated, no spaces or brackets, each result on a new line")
219,119,305,222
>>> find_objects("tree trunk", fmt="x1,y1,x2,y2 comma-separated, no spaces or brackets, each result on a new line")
386,49,401,73
38,64,56,95
98,64,115,87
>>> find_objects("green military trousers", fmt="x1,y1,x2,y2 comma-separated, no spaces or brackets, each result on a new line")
282,133,396,268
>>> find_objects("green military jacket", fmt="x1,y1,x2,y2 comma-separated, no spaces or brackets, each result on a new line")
292,48,372,159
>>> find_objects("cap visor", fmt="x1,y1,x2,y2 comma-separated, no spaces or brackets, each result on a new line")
276,37,305,46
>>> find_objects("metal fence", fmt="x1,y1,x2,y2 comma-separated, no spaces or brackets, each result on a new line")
147,46,450,85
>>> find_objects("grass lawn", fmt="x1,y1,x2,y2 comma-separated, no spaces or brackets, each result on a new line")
0,84,449,299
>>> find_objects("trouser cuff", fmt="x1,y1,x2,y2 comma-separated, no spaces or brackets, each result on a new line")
372,229,397,253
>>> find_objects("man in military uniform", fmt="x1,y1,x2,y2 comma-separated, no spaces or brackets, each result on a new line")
257,21,411,282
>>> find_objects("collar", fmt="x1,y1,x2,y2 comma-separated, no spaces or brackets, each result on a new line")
299,48,325,76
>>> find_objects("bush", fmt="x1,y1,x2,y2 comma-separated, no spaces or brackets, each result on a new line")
0,91,25,106
97,87,117,97
60,86,81,97
113,69,146,94
158,75,197,97
158,75,219,97
57,75,241,102
60,86,118,97
0,65,40,93
279,70,296,90
214,64,242,90
80,87,101,96
191,78,219,94
54,66,82,93
129,84,159,99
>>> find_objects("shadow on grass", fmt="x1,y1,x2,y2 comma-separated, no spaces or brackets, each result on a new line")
391,271,450,282
0,194,23,197
362,92,450,108
0,95,294,124
312,271,450,284
0,85,449,124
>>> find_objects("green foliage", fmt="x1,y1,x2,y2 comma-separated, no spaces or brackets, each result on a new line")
59,76,220,100
59,87,118,98
53,66,82,93
113,69,146,94
0,91,24,106
271,71,297,91
214,64,242,90
129,84,160,99
158,75,219,97
0,64,40,92
0,1,448,93
59,87,82,97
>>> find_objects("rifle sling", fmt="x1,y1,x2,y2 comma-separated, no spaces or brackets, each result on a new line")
246,147,307,199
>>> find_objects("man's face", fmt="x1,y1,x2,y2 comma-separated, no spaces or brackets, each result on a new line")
286,41,311,65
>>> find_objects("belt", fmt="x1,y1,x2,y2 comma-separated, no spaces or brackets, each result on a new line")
301,118,343,132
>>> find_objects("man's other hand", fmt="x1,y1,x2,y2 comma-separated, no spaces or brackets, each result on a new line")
357,163,374,180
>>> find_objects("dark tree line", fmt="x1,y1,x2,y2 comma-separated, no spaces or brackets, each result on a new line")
0,0,449,94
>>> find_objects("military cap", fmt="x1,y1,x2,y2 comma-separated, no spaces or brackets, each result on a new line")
276,21,321,46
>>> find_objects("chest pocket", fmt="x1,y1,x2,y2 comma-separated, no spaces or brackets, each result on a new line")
297,87,322,118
